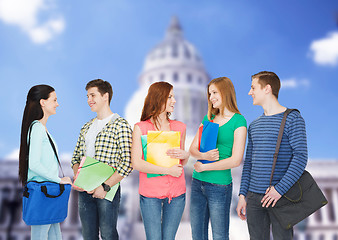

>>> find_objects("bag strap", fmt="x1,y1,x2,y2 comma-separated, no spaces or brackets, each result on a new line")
27,121,65,178
46,132,65,177
41,184,65,198
269,108,299,187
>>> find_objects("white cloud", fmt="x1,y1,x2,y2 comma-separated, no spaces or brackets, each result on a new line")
5,148,19,161
281,78,310,89
0,0,64,44
60,152,72,162
309,31,338,66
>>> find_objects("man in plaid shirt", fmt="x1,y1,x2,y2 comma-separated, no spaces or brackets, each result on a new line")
71,79,132,240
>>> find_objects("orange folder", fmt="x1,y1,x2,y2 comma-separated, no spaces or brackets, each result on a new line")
147,131,180,168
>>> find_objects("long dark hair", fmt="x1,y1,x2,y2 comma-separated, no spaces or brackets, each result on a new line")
19,85,55,185
140,82,173,130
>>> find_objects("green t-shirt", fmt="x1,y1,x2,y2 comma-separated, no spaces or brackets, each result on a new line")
192,113,247,185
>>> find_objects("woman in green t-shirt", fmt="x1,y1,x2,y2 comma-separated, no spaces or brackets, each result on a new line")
189,77,247,240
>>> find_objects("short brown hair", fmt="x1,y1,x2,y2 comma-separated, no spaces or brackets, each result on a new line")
207,77,240,120
251,71,280,99
86,79,113,104
141,81,173,130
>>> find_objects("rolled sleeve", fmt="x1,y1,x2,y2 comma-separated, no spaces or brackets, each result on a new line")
71,133,84,168
115,121,133,177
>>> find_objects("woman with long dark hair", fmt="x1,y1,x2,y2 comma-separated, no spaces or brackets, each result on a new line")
19,85,72,239
189,77,247,240
131,81,190,240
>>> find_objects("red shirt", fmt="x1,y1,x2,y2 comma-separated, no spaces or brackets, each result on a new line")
136,119,186,201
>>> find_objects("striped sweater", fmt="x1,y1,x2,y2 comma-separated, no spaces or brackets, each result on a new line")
239,110,308,196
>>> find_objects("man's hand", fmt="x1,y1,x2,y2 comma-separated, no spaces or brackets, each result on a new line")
236,195,247,220
91,185,107,199
72,185,85,192
261,186,282,208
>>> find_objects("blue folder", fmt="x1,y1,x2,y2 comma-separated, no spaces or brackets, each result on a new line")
198,121,219,164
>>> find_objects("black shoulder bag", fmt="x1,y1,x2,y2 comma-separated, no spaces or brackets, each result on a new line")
269,109,328,229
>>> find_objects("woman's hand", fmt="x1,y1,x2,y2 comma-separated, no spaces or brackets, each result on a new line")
166,148,190,160
166,164,183,177
194,161,206,172
60,177,72,184
202,149,219,161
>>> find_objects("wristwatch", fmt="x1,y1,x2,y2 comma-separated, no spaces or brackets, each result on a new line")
101,182,111,192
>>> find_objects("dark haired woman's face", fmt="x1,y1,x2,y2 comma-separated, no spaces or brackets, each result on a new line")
164,89,176,113
40,91,59,116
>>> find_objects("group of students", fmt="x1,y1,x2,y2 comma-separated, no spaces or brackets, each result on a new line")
18,70,308,240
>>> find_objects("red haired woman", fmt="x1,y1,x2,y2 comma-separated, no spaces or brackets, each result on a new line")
131,81,190,240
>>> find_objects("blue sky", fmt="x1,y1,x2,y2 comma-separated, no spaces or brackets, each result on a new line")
0,0,337,160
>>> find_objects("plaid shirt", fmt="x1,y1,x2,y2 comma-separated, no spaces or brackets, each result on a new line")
71,114,133,177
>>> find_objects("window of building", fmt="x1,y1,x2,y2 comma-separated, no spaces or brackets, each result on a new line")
184,45,191,59
160,48,165,58
187,74,192,83
172,43,178,58
173,73,179,82
160,73,165,81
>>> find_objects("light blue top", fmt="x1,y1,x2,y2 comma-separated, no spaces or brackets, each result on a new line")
27,120,61,183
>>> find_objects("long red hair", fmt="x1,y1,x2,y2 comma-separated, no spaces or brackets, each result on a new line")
141,82,173,130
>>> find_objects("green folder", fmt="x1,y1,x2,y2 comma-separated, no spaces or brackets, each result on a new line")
141,135,165,178
73,156,119,201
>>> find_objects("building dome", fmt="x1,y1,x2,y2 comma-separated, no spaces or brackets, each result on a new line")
126,16,209,136
140,16,209,90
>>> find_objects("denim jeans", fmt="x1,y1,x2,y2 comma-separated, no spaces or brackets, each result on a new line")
78,187,120,240
140,193,185,240
31,223,62,240
190,178,232,240
246,191,293,240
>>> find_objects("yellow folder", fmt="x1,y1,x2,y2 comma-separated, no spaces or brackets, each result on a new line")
147,131,180,168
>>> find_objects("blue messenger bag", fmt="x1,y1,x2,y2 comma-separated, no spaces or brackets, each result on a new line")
22,123,71,225
23,181,71,225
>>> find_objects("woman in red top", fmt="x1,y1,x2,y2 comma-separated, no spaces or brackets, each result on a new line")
131,81,190,240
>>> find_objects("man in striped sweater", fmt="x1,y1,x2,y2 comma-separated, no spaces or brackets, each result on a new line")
236,71,308,239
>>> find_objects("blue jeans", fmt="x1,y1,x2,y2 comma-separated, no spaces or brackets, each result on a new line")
190,178,232,240
78,187,120,240
140,193,185,240
246,191,293,240
31,223,62,240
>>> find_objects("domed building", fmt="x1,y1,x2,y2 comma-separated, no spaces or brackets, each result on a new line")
125,16,209,136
